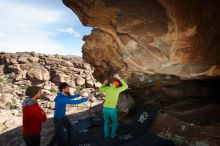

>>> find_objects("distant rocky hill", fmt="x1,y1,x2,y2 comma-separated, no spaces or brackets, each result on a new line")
0,52,102,134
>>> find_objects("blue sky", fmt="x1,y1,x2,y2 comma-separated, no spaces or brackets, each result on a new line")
0,0,92,56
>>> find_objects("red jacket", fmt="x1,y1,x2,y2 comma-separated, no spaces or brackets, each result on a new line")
22,99,47,136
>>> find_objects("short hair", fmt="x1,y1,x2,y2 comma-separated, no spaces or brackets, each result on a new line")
59,82,70,92
25,86,41,98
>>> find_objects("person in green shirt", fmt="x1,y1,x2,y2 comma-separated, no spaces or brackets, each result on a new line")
99,74,128,139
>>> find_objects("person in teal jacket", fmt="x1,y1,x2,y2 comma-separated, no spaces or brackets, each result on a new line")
99,74,128,139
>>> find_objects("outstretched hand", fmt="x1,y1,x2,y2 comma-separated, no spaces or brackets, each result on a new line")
88,94,96,102
88,94,93,100
80,91,85,96
113,74,121,80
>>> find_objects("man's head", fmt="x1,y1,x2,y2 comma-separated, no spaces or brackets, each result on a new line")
59,82,70,95
25,86,43,99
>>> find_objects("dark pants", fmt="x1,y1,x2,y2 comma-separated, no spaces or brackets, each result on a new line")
48,117,73,146
23,134,40,146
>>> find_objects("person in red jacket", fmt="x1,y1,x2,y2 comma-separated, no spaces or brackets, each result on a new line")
22,86,47,146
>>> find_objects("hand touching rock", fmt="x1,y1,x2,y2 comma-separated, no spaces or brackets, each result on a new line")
113,74,122,80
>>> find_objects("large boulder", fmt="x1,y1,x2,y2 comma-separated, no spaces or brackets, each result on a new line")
8,64,21,74
17,56,28,64
63,0,220,83
9,58,18,64
68,80,76,88
61,60,73,67
20,63,31,71
27,57,39,63
0,93,14,109
27,66,50,82
72,68,84,75
44,57,62,65
0,65,4,76
50,70,71,83
38,59,46,65
0,53,10,64
71,60,82,68
15,70,27,81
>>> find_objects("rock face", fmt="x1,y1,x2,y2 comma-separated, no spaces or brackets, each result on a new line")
63,0,220,145
63,0,220,82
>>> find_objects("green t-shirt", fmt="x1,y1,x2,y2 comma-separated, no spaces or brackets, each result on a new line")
99,80,128,109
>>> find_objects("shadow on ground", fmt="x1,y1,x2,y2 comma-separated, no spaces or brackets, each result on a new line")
0,104,175,146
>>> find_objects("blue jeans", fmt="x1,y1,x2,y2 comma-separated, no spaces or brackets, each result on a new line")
103,107,118,138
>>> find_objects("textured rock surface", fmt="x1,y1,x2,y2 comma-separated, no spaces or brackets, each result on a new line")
63,0,220,83
63,0,220,145
27,65,50,82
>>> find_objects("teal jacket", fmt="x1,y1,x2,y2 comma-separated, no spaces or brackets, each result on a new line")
99,80,128,109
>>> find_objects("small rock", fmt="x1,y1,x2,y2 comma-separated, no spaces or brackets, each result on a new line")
76,77,85,85
86,80,94,88
181,125,186,131
82,63,91,70
94,82,102,88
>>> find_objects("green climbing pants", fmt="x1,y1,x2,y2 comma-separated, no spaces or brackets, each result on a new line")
103,107,118,138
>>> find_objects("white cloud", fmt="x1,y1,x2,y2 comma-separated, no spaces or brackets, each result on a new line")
0,35,65,55
0,0,61,25
0,33,6,38
0,0,74,55
59,27,81,37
